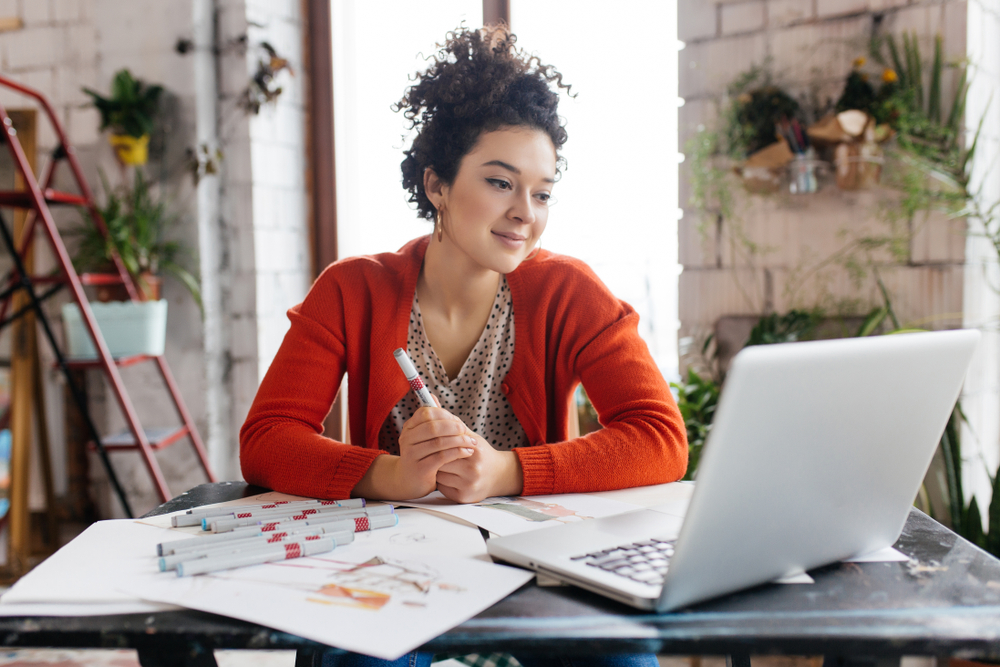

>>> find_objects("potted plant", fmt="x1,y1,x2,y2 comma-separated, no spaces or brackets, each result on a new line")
69,169,201,307
63,170,200,359
83,69,163,166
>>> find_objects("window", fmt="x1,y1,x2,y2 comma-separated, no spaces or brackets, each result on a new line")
331,2,681,377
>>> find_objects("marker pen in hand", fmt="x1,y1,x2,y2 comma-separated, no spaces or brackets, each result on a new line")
393,348,436,408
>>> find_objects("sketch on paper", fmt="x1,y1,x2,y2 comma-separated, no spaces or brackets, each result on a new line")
124,544,533,661
399,491,639,536
308,556,464,610
476,496,593,523
202,553,466,613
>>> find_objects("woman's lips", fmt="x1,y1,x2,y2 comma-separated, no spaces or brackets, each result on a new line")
493,231,527,249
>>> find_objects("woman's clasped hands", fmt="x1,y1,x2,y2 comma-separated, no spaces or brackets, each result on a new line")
399,405,523,503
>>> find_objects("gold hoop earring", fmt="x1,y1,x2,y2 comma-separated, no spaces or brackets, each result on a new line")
435,208,444,243
525,237,542,261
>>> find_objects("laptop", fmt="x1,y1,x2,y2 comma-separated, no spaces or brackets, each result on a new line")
486,329,980,612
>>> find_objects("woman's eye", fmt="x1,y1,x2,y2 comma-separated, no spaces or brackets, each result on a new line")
487,178,512,190
535,193,551,204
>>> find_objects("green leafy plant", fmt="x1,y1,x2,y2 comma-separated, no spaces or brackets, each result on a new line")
70,170,201,309
744,309,822,347
670,368,720,481
83,69,163,138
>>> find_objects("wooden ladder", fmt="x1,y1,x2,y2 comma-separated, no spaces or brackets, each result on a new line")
0,74,217,519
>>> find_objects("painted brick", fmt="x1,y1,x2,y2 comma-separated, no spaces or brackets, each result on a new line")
816,0,869,18
276,268,309,309
255,143,303,190
678,267,766,327
769,0,814,27
5,26,58,69
14,67,58,147
231,223,258,276
721,1,765,35
229,354,262,417
249,144,277,192
943,1,968,62
65,24,99,68
256,312,290,376
223,181,253,237
679,33,767,99
678,211,720,268
883,6,934,37
253,228,292,273
678,98,720,146
229,315,258,360
869,0,916,9
223,134,253,186
678,0,717,42
245,0,301,23
22,0,52,25
52,0,81,23
911,210,967,265
769,16,868,86
67,104,100,145
61,71,98,115
879,264,965,329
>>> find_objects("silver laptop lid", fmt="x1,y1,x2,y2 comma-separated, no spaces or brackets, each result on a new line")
658,329,979,611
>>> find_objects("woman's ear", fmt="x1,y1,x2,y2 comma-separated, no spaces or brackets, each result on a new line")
424,168,446,209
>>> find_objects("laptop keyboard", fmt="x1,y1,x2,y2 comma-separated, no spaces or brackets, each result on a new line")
570,537,676,586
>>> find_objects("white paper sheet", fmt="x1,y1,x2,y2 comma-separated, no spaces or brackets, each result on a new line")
123,545,532,660
2,510,529,659
399,491,640,536
0,520,183,614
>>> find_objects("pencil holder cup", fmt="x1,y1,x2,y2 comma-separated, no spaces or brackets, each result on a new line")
788,150,824,195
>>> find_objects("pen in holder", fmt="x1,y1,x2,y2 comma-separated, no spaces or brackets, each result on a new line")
777,118,823,195
788,147,823,195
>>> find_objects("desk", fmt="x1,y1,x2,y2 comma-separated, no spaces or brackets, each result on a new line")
2,482,1000,667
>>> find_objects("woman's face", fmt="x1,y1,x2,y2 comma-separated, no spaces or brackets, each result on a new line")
432,126,557,275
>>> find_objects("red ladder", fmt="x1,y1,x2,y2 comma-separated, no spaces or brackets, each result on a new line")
0,74,216,517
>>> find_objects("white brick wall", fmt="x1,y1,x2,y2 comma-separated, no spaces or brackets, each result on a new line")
721,1,766,35
679,0,969,341
816,0,869,18
679,0,992,520
678,0,718,41
0,0,312,512
769,0,814,27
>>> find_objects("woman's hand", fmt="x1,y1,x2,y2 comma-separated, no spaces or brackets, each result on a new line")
436,430,524,503
353,406,474,500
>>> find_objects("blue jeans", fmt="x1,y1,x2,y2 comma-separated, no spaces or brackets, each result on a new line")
317,652,660,667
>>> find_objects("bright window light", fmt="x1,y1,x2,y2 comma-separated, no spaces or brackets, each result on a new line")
510,1,681,377
331,1,680,378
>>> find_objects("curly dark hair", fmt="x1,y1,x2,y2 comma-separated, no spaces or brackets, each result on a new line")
395,26,572,220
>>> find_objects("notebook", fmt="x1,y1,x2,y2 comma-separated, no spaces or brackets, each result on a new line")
486,329,980,611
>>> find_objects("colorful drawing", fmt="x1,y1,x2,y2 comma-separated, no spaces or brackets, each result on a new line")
476,496,593,523
211,554,466,613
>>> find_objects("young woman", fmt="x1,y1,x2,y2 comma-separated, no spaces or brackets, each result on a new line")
240,25,686,507
241,23,686,667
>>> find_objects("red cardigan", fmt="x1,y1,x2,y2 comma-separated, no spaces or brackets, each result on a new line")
240,236,687,499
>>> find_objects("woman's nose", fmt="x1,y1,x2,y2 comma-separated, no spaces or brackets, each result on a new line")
509,190,536,224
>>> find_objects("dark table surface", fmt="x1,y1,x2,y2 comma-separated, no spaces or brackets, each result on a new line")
2,482,1000,661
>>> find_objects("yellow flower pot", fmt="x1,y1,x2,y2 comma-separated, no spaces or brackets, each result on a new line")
109,133,150,166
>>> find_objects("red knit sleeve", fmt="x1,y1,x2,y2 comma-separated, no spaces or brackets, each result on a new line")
511,259,688,495
239,270,384,499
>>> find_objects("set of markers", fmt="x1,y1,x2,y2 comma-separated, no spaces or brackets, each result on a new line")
156,498,398,577
154,349,429,578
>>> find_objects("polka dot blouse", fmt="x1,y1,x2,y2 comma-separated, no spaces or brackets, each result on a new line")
378,276,528,455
